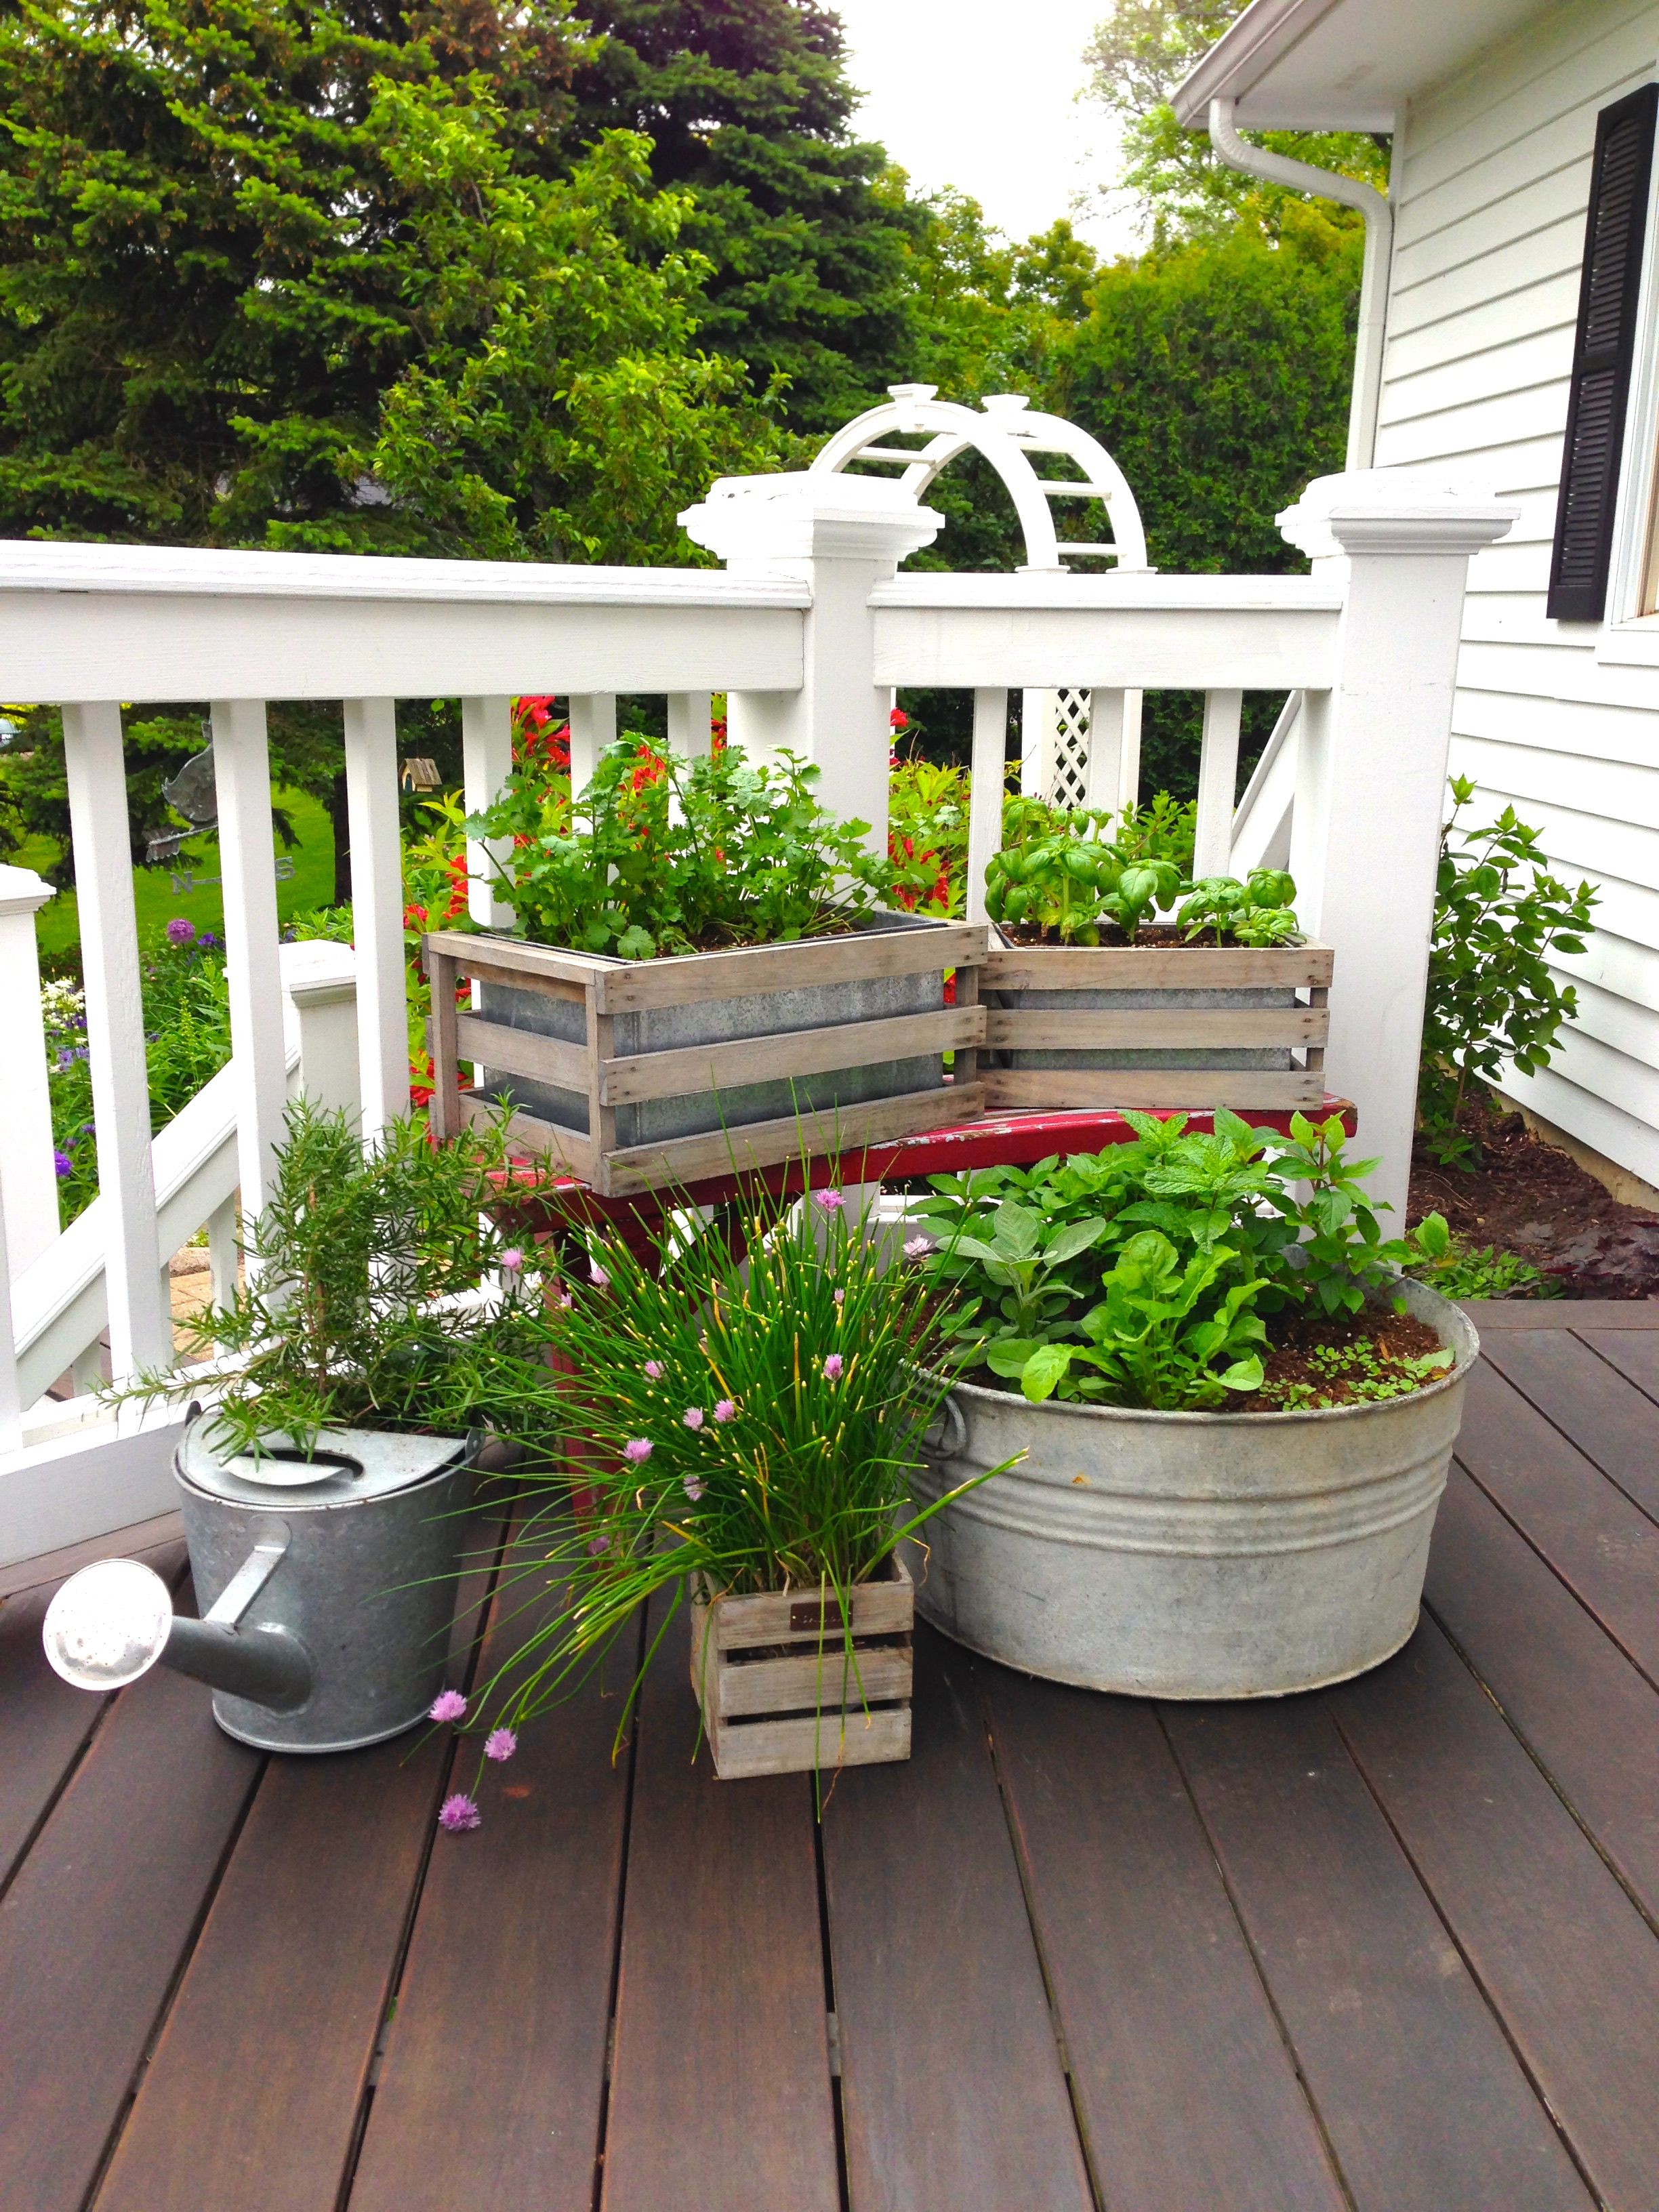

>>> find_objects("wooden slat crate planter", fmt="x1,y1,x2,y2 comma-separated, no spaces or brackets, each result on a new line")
690,1553,914,1780
424,918,987,1195
981,937,1334,1112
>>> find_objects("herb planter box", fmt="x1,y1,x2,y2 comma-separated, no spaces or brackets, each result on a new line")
424,916,988,1195
689,1553,914,1779
980,933,1333,1112
911,1279,1475,1699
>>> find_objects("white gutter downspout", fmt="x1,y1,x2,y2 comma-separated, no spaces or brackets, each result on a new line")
1208,96,1393,468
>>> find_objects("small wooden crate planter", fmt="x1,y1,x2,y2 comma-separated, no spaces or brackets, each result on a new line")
424,918,988,1196
981,937,1334,1113
690,1553,914,1780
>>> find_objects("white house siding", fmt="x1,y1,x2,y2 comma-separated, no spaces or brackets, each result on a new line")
1376,0,1659,1185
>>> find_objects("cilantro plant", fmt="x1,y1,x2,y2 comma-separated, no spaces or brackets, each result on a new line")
1420,776,1598,1165
1261,1340,1454,1412
1402,1211,1562,1300
914,1110,1452,1410
464,738,926,959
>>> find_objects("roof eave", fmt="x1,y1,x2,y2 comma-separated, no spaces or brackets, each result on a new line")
1171,0,1353,129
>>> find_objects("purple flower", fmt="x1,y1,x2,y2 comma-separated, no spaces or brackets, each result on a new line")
589,1261,610,1289
713,1399,737,1424
682,1406,705,1431
823,1353,844,1381
52,1149,73,1179
834,1289,844,1307
903,1235,932,1260
438,1793,481,1832
197,930,220,949
586,1534,610,1556
484,1727,518,1762
622,1437,652,1463
683,1475,705,1502
429,1687,468,1724
498,1245,524,1272
644,1359,664,1380
813,1189,845,1214
555,1292,573,1310
165,917,196,947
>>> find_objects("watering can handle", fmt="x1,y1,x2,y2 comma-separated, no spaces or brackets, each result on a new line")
922,1392,968,1459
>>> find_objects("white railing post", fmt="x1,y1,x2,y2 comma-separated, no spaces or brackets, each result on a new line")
60,703,171,1382
0,1196,20,1452
343,697,409,1135
0,865,60,1276
966,689,1008,926
680,474,942,853
1277,472,1517,1223
461,695,515,928
211,698,288,1232
1192,689,1244,879
281,939,361,1120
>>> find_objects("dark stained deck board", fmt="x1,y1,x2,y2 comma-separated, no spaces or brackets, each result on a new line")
1164,1697,1595,2212
598,1592,840,2212
1454,1360,1659,1685
1478,1327,1659,1524
347,1553,638,2212
0,1622,263,2212
1457,1299,1659,1328
982,1664,1348,2212
1425,1467,1659,1918
821,1626,1093,2212
1332,1615,1659,2212
0,1537,186,1890
1579,1324,1659,1406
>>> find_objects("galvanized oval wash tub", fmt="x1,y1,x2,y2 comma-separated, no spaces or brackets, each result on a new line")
910,1279,1477,1699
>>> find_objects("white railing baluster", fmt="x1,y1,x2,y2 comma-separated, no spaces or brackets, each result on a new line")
61,702,171,1380
211,699,289,1234
461,695,514,929
0,1199,21,1452
1118,691,1143,813
343,697,410,1136
966,688,1008,927
1193,689,1244,880
0,865,60,1277
667,691,713,762
1085,691,1126,813
568,693,617,794
207,1197,239,1311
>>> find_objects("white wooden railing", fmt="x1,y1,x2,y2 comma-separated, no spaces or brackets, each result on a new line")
0,453,1517,1563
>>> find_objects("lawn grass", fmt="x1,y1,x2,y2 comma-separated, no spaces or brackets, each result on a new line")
22,789,337,962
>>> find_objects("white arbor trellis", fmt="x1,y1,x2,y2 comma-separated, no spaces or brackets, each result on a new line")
811,385,1152,813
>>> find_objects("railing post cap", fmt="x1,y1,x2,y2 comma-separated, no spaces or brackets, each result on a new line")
0,863,56,918
1277,469,1519,560
279,935,357,1007
679,470,944,569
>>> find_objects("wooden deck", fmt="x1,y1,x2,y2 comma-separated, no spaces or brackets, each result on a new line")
4,1300,1659,2211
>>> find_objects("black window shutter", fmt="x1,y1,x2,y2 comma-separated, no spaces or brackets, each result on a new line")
1548,82,1659,621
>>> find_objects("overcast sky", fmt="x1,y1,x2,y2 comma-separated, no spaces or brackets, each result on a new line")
830,0,1141,257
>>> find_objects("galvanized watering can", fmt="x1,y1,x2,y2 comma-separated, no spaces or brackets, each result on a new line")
43,1416,478,1753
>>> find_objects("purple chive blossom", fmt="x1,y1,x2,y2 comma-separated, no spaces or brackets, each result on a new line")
429,1687,468,1724
623,1437,653,1463
587,1534,610,1556
713,1399,737,1424
498,1245,524,1272
813,1189,845,1214
683,1475,705,1502
682,1406,705,1431
164,917,195,946
643,1359,664,1380
53,1149,73,1179
484,1727,518,1762
823,1353,844,1381
555,1292,573,1310
834,1289,845,1307
903,1235,933,1261
438,1793,481,1832
588,1261,610,1288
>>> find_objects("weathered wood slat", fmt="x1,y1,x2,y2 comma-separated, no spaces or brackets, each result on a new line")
705,1702,912,1778
1165,1698,1594,2212
0,1538,186,1889
982,1069,1323,1111
709,1643,914,1719
425,949,462,1140
1479,1326,1659,1525
459,1091,597,1183
1454,1361,1659,1683
599,1083,985,1194
821,1630,1094,2212
983,1004,1327,1050
595,922,988,1013
983,1666,1347,2212
424,929,600,992
600,1593,840,2212
0,1595,262,2212
1332,1616,1659,2212
1426,1465,1659,1921
453,1009,591,1093
347,1545,636,2212
698,1561,914,1651
985,942,1332,991
601,1005,983,1106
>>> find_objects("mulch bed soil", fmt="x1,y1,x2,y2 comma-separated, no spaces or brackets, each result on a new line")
1408,1097,1659,1300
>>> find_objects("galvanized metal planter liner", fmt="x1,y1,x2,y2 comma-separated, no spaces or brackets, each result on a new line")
690,1551,914,1778
909,1278,1476,1700
424,914,988,1195
981,932,1333,1112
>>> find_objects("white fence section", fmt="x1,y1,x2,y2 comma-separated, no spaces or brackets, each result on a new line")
0,447,1515,1565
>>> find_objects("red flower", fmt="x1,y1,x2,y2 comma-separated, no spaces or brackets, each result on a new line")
403,903,428,928
943,973,957,1006
890,709,909,731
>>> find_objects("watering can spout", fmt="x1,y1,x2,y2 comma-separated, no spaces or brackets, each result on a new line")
42,1529,314,1715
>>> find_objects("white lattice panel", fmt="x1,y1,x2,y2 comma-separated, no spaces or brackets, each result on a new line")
1042,688,1093,809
